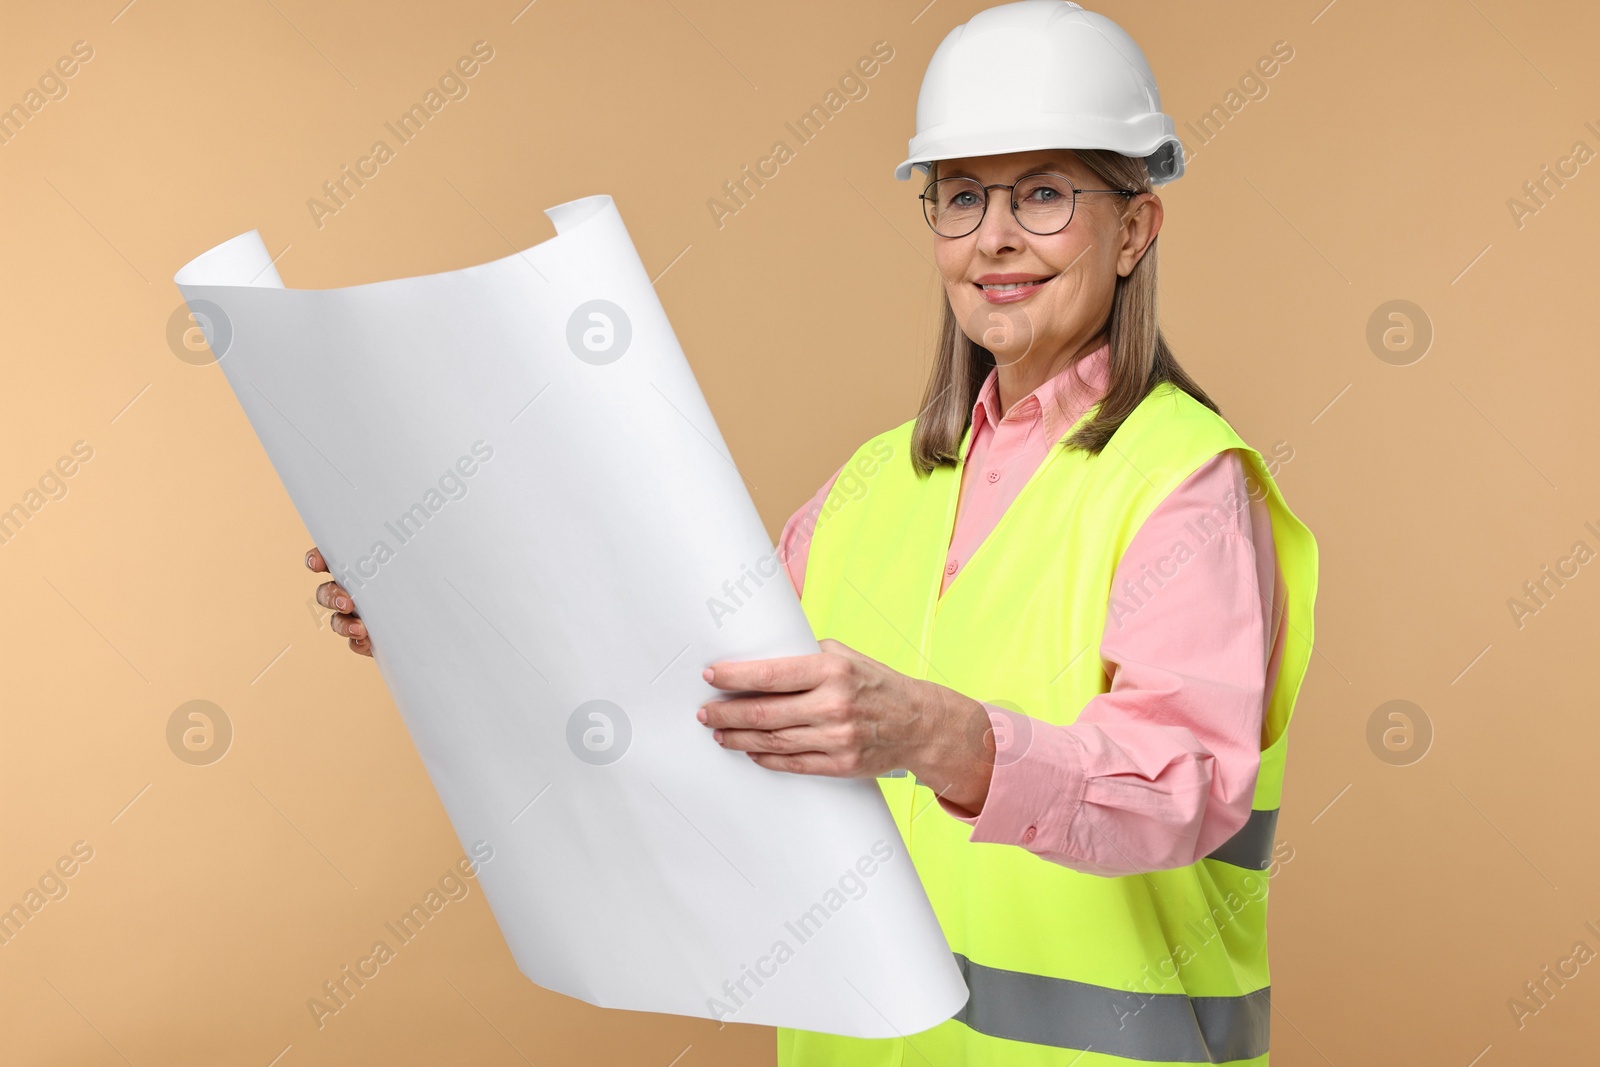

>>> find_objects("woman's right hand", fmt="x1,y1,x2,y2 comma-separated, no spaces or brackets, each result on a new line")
305,546,372,657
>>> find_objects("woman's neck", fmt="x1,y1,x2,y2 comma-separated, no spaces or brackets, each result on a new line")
995,334,1109,416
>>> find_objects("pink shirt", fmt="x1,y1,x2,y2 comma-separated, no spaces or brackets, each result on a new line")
778,342,1287,876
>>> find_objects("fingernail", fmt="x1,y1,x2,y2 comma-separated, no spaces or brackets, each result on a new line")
352,623,365,638
696,707,708,724
702,667,713,681
337,597,350,611
713,729,724,743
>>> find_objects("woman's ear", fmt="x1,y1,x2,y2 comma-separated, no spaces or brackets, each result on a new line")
1116,193,1163,277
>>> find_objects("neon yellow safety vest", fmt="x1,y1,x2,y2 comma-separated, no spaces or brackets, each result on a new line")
781,380,1318,1066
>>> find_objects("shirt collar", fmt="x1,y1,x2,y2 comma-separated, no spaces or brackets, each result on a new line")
971,340,1112,444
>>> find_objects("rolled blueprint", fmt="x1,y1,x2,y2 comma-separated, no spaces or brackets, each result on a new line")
173,195,968,1035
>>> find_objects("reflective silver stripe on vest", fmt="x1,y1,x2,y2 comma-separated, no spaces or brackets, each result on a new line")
876,769,908,778
1203,807,1279,871
951,953,1270,1062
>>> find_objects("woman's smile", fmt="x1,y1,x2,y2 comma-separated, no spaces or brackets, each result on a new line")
975,272,1058,304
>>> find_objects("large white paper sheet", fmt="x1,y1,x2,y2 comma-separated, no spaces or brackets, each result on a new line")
173,194,967,1036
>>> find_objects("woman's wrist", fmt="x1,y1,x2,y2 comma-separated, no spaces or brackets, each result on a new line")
906,685,997,816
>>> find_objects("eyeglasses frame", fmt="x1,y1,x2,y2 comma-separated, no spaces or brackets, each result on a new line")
917,171,1138,238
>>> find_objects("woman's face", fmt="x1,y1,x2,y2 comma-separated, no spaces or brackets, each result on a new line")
929,149,1160,369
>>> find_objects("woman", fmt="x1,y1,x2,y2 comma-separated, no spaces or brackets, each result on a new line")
308,3,1317,1063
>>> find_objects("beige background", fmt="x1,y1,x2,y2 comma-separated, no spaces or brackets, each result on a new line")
1,0,1595,1063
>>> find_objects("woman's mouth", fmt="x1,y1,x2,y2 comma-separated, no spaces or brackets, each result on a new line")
974,274,1057,303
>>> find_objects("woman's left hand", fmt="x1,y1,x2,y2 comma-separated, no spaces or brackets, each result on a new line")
698,638,997,811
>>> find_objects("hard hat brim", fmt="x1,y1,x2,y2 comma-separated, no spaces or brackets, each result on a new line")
894,137,1185,185
889,130,1190,184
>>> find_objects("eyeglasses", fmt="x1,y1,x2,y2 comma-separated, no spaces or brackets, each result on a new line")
919,171,1136,238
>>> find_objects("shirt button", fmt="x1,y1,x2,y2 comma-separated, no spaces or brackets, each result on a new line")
944,559,959,575
986,470,1000,483
1022,826,1037,844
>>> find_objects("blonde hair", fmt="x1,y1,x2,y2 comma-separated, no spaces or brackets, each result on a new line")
909,148,1220,475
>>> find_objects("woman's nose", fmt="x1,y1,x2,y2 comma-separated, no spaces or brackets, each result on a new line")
967,188,1026,253
972,209,1025,256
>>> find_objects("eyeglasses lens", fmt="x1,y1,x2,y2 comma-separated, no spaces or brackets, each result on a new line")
923,173,1076,237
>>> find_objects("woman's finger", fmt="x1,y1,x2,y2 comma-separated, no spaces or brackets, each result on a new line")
702,652,831,695
329,612,366,640
745,750,851,777
316,580,357,614
307,545,372,657
700,690,824,733
713,724,833,755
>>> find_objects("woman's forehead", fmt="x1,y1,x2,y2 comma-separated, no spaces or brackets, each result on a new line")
934,150,1084,180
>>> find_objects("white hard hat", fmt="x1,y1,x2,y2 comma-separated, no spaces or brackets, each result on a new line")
895,0,1184,185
